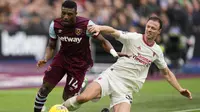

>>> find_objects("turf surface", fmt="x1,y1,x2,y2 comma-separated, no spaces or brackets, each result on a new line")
0,78,199,112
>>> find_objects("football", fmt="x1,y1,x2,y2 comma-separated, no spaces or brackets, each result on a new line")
49,104,69,112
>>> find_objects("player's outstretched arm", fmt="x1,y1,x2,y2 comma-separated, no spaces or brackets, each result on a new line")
88,25,120,39
95,34,118,58
160,67,192,100
37,39,57,68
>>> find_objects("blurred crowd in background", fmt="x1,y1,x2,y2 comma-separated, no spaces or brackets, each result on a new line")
0,0,200,34
0,0,200,73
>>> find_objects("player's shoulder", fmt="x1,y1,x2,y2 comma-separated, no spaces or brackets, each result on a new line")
134,32,143,38
53,18,62,23
75,16,91,27
76,16,90,23
77,16,89,20
121,31,141,36
52,18,64,28
126,32,143,39
152,43,163,54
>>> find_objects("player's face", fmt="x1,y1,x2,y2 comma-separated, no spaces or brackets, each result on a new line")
145,20,161,41
61,7,77,26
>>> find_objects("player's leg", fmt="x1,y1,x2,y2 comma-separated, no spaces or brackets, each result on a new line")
34,81,55,112
109,93,132,112
109,80,133,112
112,102,131,112
62,76,88,101
77,81,102,103
62,69,86,101
62,81,102,111
101,108,110,112
34,66,65,112
62,70,111,111
80,77,89,93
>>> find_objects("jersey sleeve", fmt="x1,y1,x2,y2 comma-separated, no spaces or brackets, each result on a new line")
154,50,167,69
86,20,96,37
117,31,137,44
49,21,57,39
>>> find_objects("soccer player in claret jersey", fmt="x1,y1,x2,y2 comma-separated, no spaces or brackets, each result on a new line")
34,1,121,112
62,16,192,112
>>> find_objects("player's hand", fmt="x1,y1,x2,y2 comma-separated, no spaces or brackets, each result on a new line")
37,60,47,68
87,25,100,36
117,52,131,58
180,89,192,100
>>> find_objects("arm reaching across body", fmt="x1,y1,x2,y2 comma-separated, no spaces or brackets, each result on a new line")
161,67,192,100
88,25,131,58
94,34,118,58
92,33,130,58
87,21,119,58
88,25,120,39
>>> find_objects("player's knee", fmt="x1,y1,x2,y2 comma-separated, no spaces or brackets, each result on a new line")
77,94,91,103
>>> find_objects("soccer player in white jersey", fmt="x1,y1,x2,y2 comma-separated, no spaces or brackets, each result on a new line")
62,16,192,112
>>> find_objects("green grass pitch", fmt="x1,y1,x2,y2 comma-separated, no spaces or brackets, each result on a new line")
0,78,200,112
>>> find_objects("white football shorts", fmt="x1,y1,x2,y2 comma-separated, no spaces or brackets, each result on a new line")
94,67,143,108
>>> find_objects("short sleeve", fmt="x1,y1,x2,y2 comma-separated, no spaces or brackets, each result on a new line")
86,20,96,37
117,31,137,44
154,51,167,69
49,21,57,39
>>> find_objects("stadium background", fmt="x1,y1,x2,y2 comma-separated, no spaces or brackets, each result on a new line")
0,0,200,112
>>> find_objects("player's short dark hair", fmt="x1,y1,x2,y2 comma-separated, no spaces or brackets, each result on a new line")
147,16,163,29
62,0,77,11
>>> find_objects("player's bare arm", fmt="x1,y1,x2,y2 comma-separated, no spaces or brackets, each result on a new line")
37,39,57,68
95,34,119,58
94,33,130,58
161,67,192,100
95,34,114,53
88,25,120,39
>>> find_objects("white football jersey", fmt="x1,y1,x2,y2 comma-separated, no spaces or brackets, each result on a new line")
110,31,167,83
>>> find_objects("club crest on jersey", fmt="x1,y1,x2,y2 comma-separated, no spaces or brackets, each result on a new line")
75,28,82,36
